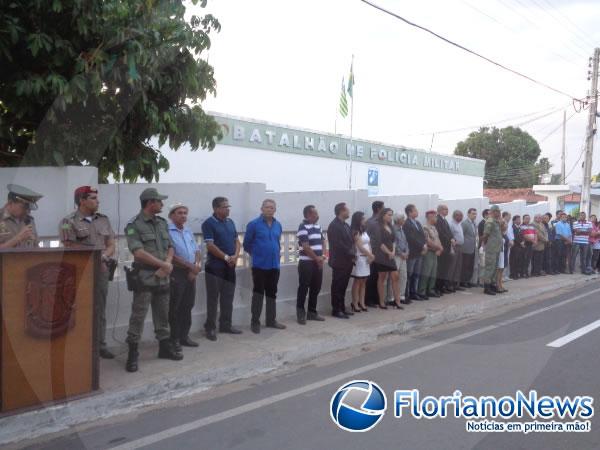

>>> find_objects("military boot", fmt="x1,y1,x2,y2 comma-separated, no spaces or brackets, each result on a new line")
483,284,496,296
172,338,182,354
158,339,183,361
125,343,139,372
297,308,306,325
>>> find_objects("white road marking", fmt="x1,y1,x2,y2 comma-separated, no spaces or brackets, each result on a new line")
110,287,600,450
547,319,600,348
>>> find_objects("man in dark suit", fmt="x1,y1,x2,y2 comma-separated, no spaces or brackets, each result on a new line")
365,201,384,306
460,208,478,288
435,204,455,294
478,209,489,243
327,202,355,319
509,215,522,279
403,204,427,300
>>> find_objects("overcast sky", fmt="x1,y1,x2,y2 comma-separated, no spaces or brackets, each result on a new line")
191,0,600,184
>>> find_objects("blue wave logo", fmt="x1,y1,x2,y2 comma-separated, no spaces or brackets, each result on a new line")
330,380,387,432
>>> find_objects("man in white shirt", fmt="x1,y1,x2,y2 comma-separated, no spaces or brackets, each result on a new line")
502,211,514,282
448,210,465,291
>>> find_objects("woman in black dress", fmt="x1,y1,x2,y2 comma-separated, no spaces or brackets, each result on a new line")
372,208,403,310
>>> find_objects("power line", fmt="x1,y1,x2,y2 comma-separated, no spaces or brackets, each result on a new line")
537,111,577,143
493,0,590,59
400,103,570,137
509,0,593,56
360,0,585,104
458,0,581,68
537,0,598,50
564,141,586,180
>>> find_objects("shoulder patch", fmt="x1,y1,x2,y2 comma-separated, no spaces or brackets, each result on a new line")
127,227,136,235
61,223,72,230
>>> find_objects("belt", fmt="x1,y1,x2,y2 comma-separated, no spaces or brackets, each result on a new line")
133,262,159,271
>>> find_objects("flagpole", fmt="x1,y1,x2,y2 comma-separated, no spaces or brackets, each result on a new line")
348,55,354,191
334,104,338,135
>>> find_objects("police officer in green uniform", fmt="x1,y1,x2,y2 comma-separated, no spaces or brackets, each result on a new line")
0,184,42,249
124,188,182,372
59,186,116,359
481,205,502,295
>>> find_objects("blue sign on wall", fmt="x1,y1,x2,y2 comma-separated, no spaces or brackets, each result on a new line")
368,168,379,196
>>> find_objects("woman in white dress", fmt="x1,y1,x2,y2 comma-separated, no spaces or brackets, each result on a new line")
350,212,374,312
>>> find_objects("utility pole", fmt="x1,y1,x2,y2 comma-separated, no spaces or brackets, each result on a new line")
561,110,566,183
580,47,599,215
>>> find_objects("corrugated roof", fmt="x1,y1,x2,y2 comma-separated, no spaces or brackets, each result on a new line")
484,188,547,203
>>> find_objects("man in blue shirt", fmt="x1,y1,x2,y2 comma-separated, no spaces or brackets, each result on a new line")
554,212,572,273
168,203,202,351
243,199,286,334
201,197,242,341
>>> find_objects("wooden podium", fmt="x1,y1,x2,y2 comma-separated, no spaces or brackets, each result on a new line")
0,247,100,413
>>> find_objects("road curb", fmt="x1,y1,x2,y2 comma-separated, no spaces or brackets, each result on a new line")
1,274,598,445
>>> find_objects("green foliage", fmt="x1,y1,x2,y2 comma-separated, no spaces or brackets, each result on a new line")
0,0,222,182
454,126,546,188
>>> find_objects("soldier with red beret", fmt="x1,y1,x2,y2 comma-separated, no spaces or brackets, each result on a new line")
59,186,116,359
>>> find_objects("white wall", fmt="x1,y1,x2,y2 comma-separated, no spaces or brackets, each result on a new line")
158,143,483,199
0,166,97,237
1,166,561,345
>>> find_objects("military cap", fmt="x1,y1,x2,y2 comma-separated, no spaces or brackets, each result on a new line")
139,187,168,201
490,205,501,212
168,202,188,215
7,184,43,210
74,186,98,204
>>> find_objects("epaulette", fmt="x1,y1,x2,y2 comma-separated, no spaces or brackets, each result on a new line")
126,215,139,225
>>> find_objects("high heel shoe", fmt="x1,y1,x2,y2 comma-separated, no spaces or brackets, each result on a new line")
392,302,404,310
378,304,388,310
360,306,368,312
351,304,361,313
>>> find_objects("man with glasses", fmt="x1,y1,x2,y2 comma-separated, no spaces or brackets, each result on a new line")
201,197,242,341
59,186,116,359
0,184,43,249
124,188,182,372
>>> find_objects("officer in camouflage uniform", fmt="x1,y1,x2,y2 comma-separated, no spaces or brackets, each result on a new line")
481,204,503,295
0,184,42,249
59,186,116,359
124,188,182,372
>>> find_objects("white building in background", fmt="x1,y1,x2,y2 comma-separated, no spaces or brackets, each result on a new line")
159,113,485,198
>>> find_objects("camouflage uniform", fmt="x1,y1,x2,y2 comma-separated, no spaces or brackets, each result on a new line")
482,217,503,283
125,210,173,344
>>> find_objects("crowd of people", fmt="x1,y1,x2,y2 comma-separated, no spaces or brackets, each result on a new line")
1,184,599,373
331,201,600,310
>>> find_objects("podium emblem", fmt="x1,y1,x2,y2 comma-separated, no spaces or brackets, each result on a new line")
25,262,77,338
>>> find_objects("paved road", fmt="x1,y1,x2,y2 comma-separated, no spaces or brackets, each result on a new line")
25,280,600,450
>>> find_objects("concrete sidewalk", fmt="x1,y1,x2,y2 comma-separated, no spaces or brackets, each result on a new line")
2,273,599,446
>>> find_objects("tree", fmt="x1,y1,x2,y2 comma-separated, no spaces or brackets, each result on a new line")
454,126,545,188
0,0,221,182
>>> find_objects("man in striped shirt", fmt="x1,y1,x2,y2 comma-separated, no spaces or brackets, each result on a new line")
519,215,536,277
296,205,327,324
571,211,594,275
